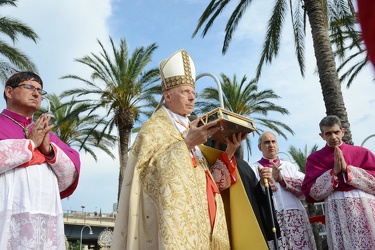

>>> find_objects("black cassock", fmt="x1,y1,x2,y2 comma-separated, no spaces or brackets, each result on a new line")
236,157,281,242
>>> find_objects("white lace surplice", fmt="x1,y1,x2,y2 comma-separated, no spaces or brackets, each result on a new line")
251,160,317,250
310,167,375,250
0,139,76,250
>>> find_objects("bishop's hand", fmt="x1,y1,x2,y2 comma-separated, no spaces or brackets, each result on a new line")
29,113,54,156
271,160,283,182
258,166,272,187
184,118,220,150
225,132,248,159
334,146,347,175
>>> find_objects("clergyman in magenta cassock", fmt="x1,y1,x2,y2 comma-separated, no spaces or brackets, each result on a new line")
302,115,375,250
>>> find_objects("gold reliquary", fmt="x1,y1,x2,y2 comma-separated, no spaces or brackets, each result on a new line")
198,107,256,142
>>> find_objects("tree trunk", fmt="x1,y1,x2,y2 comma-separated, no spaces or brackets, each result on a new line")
307,202,323,250
115,108,133,204
304,0,353,144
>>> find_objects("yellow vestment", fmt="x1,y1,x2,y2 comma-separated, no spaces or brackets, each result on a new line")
200,145,268,250
112,108,230,249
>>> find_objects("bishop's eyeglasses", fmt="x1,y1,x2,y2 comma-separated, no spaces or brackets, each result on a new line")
14,83,47,96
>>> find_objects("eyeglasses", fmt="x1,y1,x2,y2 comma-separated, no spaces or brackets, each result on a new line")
180,89,198,98
14,84,47,96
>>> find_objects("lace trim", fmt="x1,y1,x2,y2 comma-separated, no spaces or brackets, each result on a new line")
5,213,65,249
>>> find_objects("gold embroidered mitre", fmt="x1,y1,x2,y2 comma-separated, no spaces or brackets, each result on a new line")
160,49,196,91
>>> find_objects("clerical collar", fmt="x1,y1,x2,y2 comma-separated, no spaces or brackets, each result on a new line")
258,157,280,167
326,141,343,147
1,109,34,138
164,107,190,129
1,109,33,127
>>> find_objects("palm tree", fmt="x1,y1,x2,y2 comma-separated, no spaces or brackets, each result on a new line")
60,37,161,201
192,0,356,144
288,144,323,249
326,1,373,89
288,144,319,173
36,94,117,161
195,73,294,158
335,39,368,89
331,23,369,88
0,0,38,81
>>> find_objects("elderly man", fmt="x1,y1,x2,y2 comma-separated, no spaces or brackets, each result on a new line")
250,131,316,250
0,72,80,249
112,49,246,249
302,115,375,249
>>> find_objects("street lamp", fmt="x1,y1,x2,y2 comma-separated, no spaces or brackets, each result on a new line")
81,205,85,222
361,134,375,147
80,225,93,250
45,98,54,117
277,151,293,163
43,97,56,121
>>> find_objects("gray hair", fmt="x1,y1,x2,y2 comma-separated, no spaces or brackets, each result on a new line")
319,115,342,133
258,131,276,145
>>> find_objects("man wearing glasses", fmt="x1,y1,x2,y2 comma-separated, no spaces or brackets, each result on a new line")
0,72,81,249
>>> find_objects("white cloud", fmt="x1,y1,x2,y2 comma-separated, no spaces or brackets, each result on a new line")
2,0,112,94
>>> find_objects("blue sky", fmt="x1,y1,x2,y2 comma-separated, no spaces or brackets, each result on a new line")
2,0,375,213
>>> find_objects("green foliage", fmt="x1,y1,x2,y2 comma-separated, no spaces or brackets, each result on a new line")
35,93,117,161
192,0,357,145
288,144,319,173
60,37,161,135
67,240,80,250
195,73,294,157
327,0,369,88
193,0,358,82
59,36,160,201
0,0,38,81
